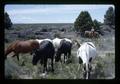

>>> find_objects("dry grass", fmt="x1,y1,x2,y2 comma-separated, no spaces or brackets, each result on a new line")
5,24,115,79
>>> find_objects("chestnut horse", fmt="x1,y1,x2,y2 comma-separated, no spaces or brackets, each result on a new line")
5,40,39,61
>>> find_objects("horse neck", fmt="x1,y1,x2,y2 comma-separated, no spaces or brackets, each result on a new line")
31,40,40,49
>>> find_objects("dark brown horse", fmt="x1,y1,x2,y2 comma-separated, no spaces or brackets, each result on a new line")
5,40,39,61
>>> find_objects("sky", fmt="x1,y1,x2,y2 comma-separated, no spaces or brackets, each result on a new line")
5,5,114,24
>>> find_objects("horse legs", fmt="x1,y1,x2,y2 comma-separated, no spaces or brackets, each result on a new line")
64,53,67,63
83,63,90,79
64,54,66,63
84,63,92,79
51,57,54,72
43,58,47,73
83,63,87,79
68,51,71,59
87,58,93,79
16,55,19,61
89,58,92,71
12,53,19,61
59,53,62,63
88,63,92,79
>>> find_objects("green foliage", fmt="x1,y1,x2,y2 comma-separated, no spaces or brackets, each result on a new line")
4,12,13,29
93,19,101,31
74,11,94,33
104,6,115,26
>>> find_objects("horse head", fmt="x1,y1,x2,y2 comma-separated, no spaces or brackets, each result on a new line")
73,39,81,48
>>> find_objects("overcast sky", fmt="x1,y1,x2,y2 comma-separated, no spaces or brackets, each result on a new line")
5,4,114,24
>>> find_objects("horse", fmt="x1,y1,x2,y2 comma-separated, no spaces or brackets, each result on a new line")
76,41,97,79
52,37,72,63
84,31,99,38
32,40,55,73
84,31,92,38
5,40,39,61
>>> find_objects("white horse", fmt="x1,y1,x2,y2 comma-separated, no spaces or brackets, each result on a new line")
76,41,97,79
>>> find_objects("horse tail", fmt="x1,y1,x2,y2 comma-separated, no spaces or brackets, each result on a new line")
5,40,19,59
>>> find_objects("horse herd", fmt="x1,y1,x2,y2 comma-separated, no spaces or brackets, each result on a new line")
5,37,97,79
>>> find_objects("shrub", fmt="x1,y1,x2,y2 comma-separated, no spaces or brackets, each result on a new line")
4,12,13,29
74,11,94,36
104,6,115,26
27,34,36,39
41,28,48,32
54,32,61,38
93,19,101,31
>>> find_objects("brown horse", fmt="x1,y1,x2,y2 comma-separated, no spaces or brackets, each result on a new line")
84,31,99,38
5,40,39,61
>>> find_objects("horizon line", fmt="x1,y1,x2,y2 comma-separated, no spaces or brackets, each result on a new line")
13,23,74,24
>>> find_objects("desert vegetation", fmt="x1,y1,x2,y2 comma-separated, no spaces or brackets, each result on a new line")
4,6,115,79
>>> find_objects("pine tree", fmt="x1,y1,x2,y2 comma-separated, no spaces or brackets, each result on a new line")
93,19,101,31
4,12,13,29
74,11,94,36
104,6,115,26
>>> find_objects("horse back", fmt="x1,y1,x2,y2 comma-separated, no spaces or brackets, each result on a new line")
6,40,20,50
58,40,72,52
34,40,55,58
